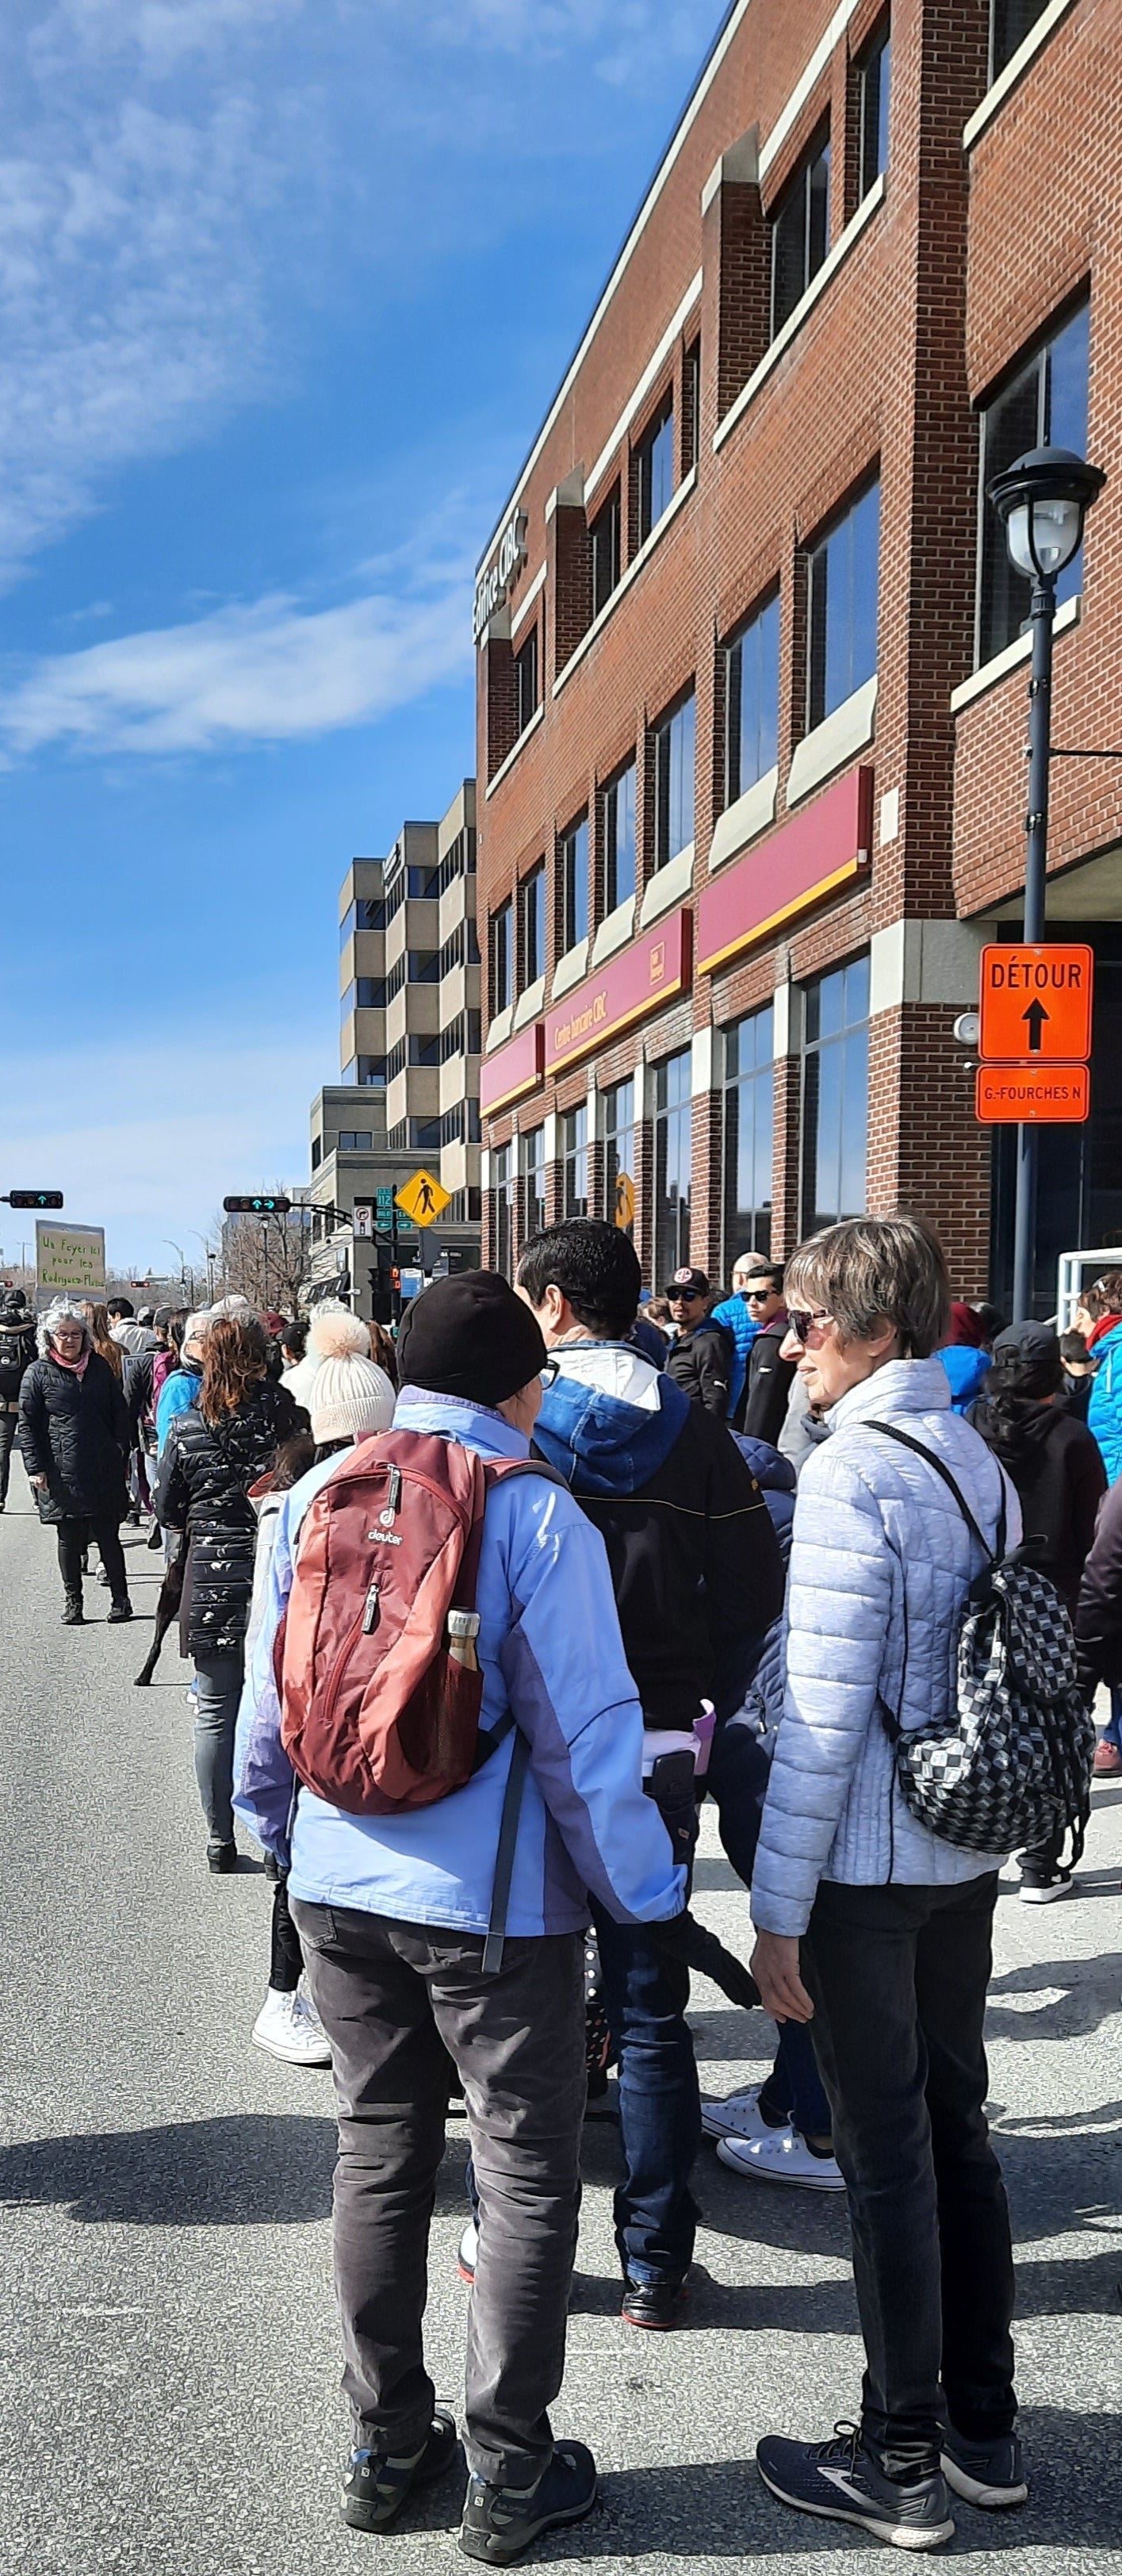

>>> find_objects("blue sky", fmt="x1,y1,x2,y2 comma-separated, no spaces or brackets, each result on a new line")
0,0,722,1278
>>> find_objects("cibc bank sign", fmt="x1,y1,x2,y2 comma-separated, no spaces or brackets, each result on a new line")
473,509,528,645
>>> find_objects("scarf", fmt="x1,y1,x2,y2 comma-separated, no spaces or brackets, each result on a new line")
51,1346,90,1378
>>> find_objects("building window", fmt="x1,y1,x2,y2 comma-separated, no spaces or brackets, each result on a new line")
603,1080,636,1236
338,1130,373,1152
859,22,890,197
806,477,880,730
653,690,695,869
637,393,675,544
724,593,780,807
771,125,830,337
410,1117,442,1152
977,298,1089,666
654,1051,692,1286
591,486,621,616
354,976,386,1008
523,1126,546,1241
603,760,638,912
560,815,589,953
520,862,546,989
802,956,870,1236
684,339,701,472
515,627,539,735
311,1136,323,1170
354,1056,387,1087
722,1009,775,1274
339,895,385,948
990,0,1050,80
495,1143,515,1281
562,1105,588,1218
491,900,513,1017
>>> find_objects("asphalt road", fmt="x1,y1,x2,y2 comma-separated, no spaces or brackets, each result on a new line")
1,1482,1120,2576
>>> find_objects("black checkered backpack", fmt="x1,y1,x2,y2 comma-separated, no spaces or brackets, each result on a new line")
868,1422,1096,1864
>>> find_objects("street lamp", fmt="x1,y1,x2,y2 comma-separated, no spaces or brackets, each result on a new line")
987,443,1106,1320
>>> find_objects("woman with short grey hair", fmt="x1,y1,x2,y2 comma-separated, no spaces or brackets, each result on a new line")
749,1213,1026,2546
17,1298,133,1623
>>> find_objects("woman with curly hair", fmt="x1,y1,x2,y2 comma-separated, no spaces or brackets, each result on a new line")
155,1314,301,1871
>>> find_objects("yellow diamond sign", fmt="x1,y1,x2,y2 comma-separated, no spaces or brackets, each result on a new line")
395,1168,452,1229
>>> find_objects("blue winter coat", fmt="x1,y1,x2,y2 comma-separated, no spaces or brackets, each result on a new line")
233,1387,686,1939
1088,1317,1122,1485
710,1294,760,1420
936,1344,991,1414
155,1359,203,1455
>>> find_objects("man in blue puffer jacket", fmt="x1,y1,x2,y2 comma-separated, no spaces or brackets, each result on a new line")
710,1252,763,1419
235,1270,685,2561
1086,1273,1122,1483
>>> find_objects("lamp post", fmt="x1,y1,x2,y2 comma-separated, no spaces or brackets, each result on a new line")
987,443,1106,1321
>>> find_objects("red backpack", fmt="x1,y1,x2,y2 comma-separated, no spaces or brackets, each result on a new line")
277,1429,555,1818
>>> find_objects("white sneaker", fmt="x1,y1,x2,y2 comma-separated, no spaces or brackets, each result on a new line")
458,2219,478,2285
700,2083,780,2145
251,1987,332,2067
717,2126,845,2191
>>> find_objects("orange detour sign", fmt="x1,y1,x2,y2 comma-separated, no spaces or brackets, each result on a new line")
979,944,1093,1064
976,1064,1090,1125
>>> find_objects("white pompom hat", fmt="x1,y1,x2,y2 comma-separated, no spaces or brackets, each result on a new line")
310,1350,395,1447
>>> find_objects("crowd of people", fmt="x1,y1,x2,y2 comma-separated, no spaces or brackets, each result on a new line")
1,1228,1119,2559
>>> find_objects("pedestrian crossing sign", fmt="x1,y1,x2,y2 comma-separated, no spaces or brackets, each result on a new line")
395,1169,452,1229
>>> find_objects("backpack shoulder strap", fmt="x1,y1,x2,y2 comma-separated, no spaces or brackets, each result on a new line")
455,1454,568,1612
864,1419,1003,1562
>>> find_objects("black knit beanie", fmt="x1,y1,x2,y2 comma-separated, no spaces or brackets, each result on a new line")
397,1271,547,1408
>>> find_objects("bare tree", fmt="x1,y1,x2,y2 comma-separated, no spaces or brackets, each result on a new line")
213,1201,312,1316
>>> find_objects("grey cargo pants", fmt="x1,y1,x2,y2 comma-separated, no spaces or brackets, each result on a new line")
291,1901,586,2486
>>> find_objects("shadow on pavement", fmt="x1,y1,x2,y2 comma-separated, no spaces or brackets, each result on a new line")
986,1953,1122,2040
0,2114,479,2229
582,2406,1122,2556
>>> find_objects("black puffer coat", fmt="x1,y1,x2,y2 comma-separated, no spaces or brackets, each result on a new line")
153,1380,298,1658
17,1351,131,1524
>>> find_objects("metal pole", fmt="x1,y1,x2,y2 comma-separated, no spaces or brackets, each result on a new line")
391,1205,401,1328
261,1220,270,1314
1011,574,1055,1323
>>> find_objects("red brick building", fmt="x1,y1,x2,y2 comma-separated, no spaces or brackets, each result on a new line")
475,0,1121,1309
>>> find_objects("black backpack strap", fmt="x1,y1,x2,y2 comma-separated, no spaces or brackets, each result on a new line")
482,1731,530,1977
864,1420,1003,1562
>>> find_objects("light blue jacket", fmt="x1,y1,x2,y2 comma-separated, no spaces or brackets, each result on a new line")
233,1388,686,1939
1088,1318,1122,1485
751,1357,1021,1939
155,1361,202,1456
710,1294,760,1419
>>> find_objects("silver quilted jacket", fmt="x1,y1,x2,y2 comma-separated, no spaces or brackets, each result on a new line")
751,1356,1021,1938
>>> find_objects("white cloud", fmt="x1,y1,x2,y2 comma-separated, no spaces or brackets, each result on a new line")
0,577,472,757
0,1029,327,1271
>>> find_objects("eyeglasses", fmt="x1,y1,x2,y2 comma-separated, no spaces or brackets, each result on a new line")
539,1359,561,1389
787,1308,833,1346
745,1286,775,1302
672,1290,703,1304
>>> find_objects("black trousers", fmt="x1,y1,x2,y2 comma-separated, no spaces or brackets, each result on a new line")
802,1873,1016,2480
56,1514,128,1605
0,1409,17,1505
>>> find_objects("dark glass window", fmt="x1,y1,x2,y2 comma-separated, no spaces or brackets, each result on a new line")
603,1080,636,1237
515,627,539,735
407,865,440,899
859,25,890,197
653,691,695,868
603,761,638,911
722,1009,775,1273
806,477,880,729
978,299,1089,665
523,1126,546,1241
338,1130,373,1152
591,487,621,616
990,0,1049,79
638,394,675,543
560,815,589,952
408,951,440,984
724,594,780,806
339,894,385,948
491,901,513,1017
654,1050,692,1286
521,863,546,988
311,1137,323,1170
771,127,830,337
410,1117,442,1152
409,1033,441,1068
354,1056,387,1087
494,1143,514,1282
562,1105,588,1219
355,976,386,1008
802,956,870,1235
684,339,702,472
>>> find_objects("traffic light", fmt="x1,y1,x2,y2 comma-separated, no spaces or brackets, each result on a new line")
222,1194,292,1216
4,1190,64,1209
